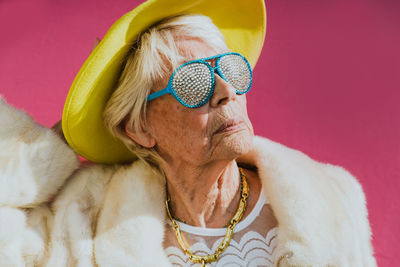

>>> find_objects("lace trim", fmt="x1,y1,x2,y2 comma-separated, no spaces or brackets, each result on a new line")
165,227,278,267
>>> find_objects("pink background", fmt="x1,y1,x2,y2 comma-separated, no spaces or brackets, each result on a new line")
0,0,399,265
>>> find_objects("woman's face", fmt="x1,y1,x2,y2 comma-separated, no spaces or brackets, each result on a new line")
145,38,254,166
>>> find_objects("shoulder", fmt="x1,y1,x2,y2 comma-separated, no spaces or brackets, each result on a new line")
238,136,376,266
49,159,164,230
52,160,163,210
249,135,368,217
246,136,365,198
51,162,118,214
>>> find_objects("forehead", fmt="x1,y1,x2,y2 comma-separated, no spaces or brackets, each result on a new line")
176,37,230,63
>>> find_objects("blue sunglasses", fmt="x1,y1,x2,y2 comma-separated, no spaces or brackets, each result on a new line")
147,52,253,108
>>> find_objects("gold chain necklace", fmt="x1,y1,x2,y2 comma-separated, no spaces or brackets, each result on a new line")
166,167,249,267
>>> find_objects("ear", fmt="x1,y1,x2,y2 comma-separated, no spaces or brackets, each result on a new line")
124,122,156,148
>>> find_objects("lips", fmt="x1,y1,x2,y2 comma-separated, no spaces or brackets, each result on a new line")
215,118,246,134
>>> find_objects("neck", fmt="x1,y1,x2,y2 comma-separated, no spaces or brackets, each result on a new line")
163,159,241,228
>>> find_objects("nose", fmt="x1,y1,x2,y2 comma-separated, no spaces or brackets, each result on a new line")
209,73,236,108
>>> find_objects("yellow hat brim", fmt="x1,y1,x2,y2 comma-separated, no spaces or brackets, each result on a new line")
62,0,266,164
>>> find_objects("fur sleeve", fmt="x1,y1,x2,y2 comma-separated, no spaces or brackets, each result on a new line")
0,96,79,207
0,204,53,266
320,164,378,267
275,162,378,267
242,136,377,266
45,164,116,266
0,207,26,266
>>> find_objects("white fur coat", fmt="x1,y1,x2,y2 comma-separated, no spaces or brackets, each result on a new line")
0,97,377,267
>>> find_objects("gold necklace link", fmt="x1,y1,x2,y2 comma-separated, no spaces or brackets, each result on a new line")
166,167,249,266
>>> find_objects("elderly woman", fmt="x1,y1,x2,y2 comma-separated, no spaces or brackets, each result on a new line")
0,0,377,266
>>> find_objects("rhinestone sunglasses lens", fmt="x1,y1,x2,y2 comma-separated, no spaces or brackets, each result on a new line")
218,54,252,93
172,62,213,107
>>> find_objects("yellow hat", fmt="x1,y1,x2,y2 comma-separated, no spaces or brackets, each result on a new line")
62,0,267,164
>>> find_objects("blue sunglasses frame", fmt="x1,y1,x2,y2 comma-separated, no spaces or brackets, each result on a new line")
146,52,253,108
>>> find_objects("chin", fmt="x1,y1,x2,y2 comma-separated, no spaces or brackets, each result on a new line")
213,129,254,160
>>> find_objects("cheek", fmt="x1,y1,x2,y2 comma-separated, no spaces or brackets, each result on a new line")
148,101,184,139
147,100,210,156
237,96,253,132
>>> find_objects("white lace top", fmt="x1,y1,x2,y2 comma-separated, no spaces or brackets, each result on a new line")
163,188,279,266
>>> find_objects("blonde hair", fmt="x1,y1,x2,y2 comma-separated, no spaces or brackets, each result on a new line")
103,14,227,168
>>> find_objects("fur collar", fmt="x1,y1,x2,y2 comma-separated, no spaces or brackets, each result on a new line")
92,136,377,267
